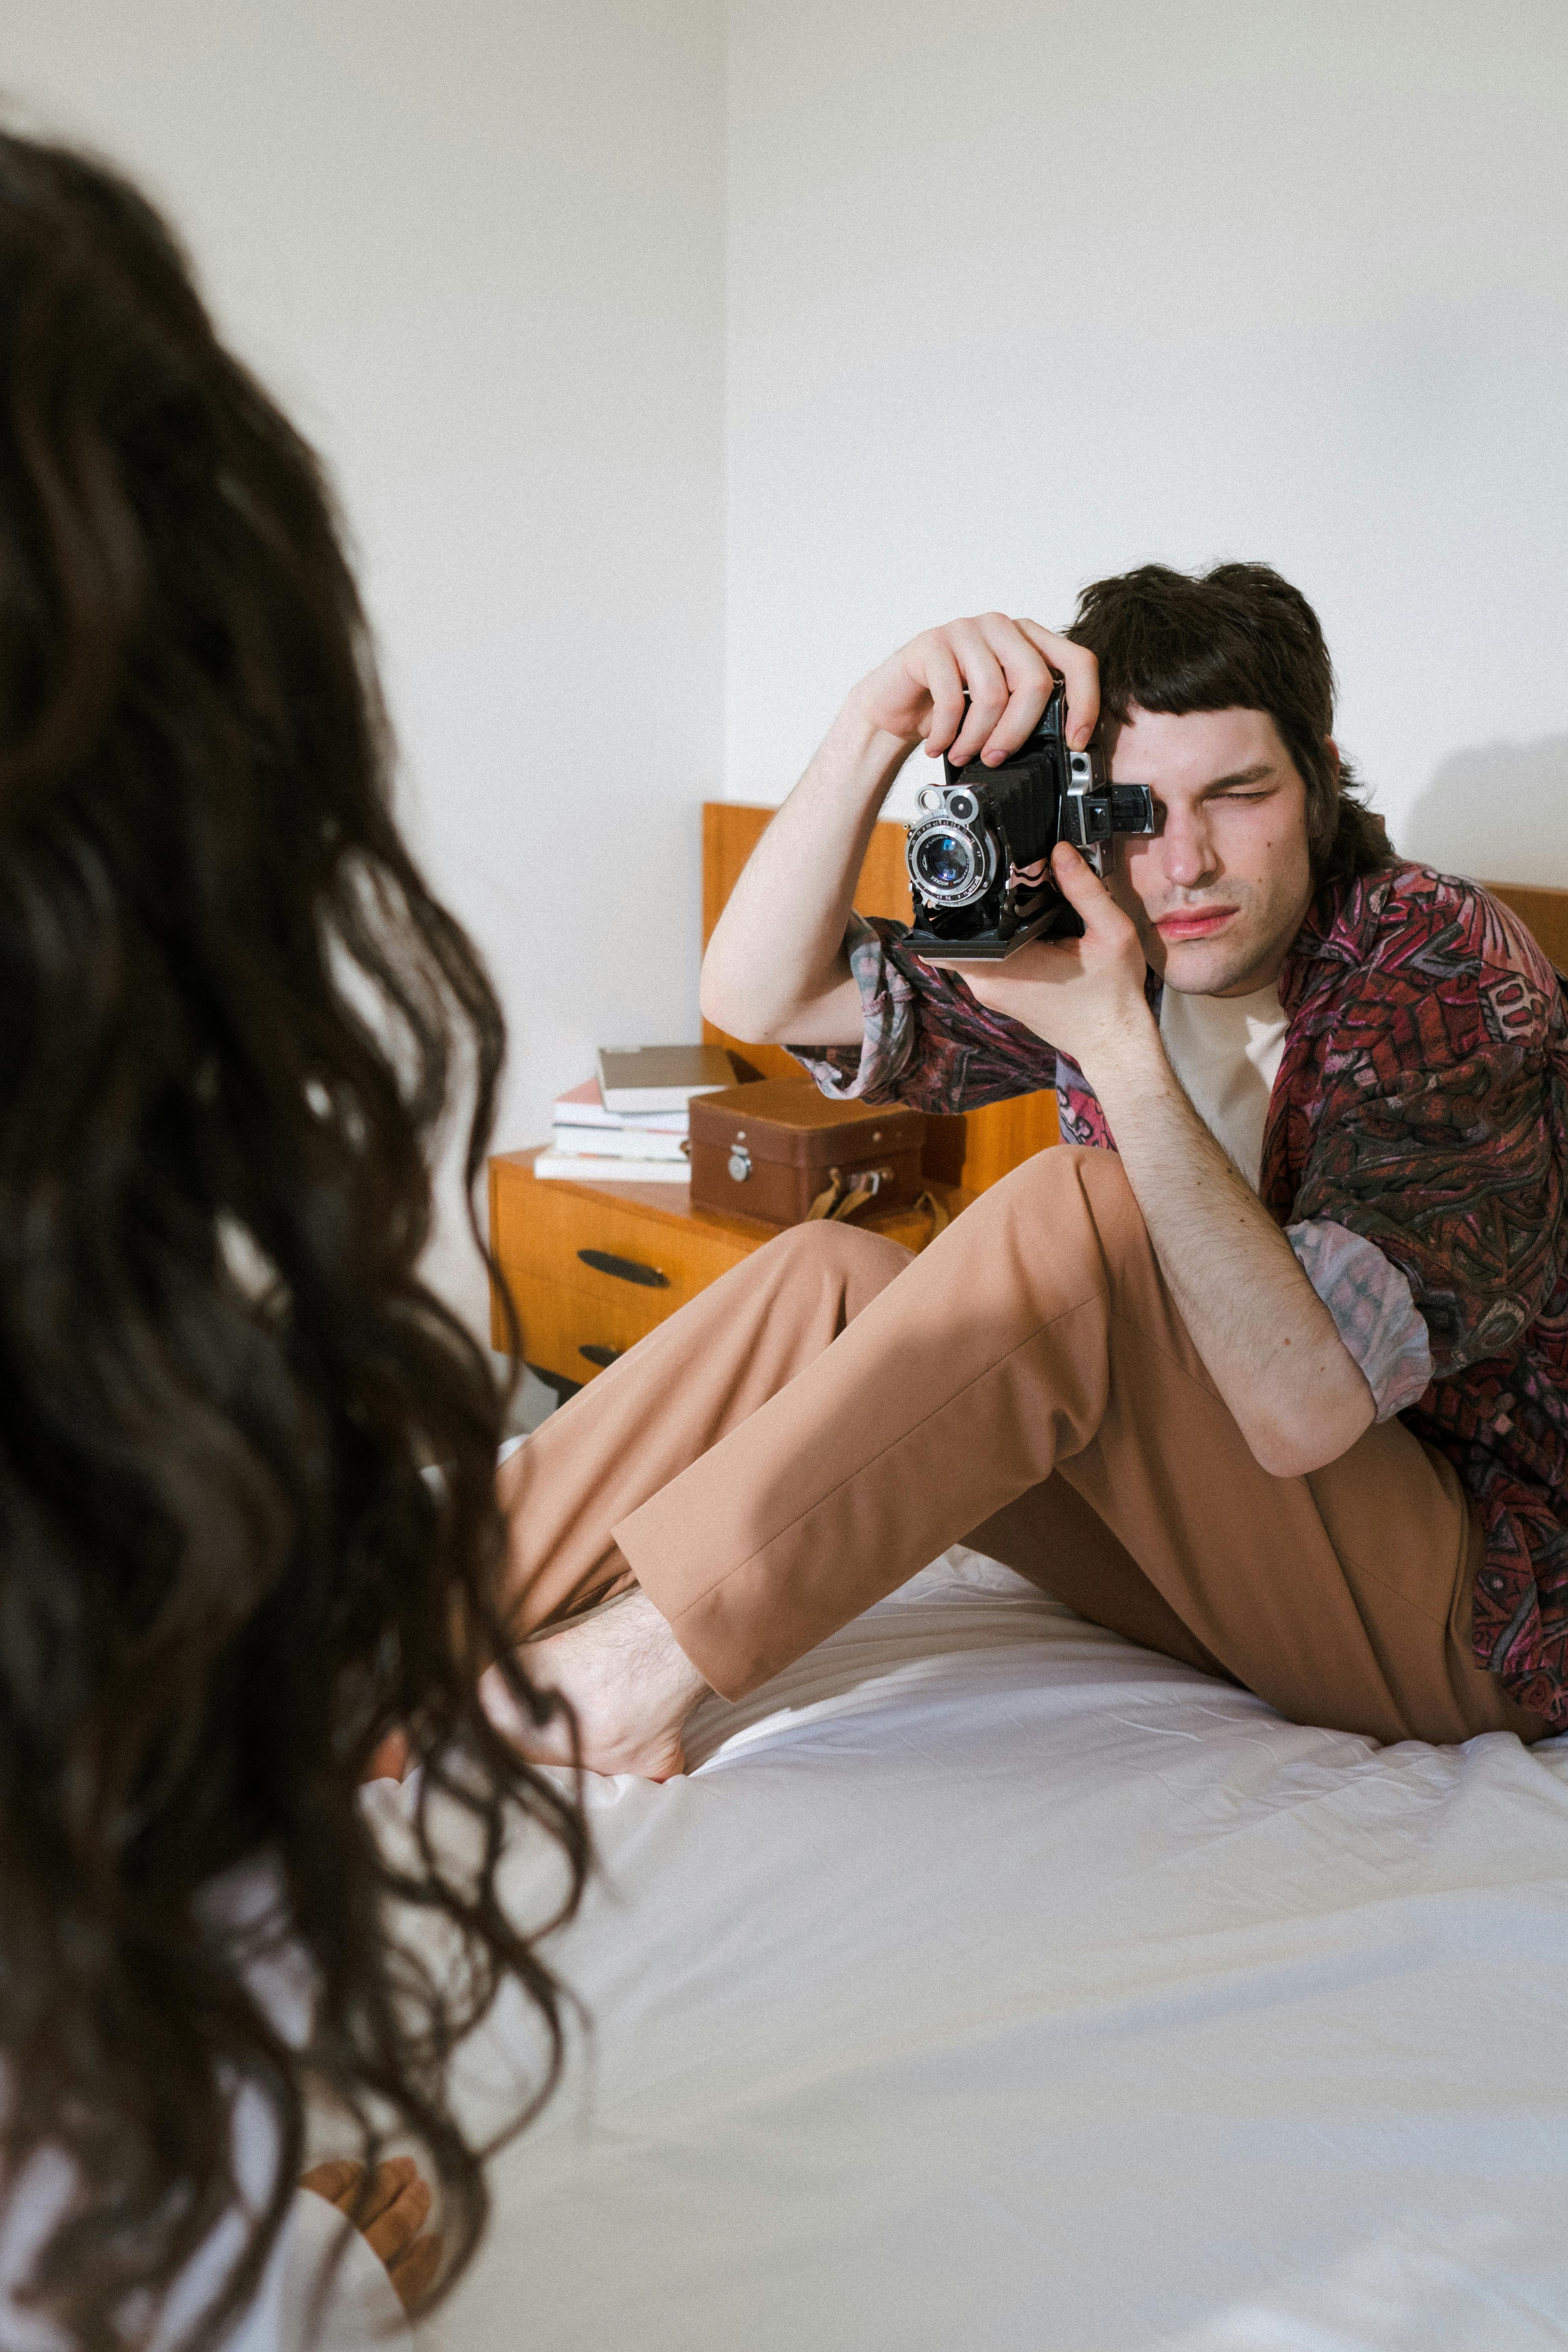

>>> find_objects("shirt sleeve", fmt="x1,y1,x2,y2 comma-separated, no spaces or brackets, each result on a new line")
1285,1217,1434,1419
787,912,920,1104
787,914,1059,1112
1287,983,1567,1386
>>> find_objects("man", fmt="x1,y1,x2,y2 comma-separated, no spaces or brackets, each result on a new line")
489,564,1568,1777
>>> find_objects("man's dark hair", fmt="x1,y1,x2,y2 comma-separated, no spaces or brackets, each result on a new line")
0,129,588,2345
1068,561,1394,887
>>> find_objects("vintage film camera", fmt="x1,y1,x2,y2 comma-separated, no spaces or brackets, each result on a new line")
904,682,1156,959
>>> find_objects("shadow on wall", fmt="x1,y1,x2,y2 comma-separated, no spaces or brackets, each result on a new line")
1402,735,1568,888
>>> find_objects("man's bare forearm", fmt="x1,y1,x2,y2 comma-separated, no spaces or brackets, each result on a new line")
1089,1026,1376,1478
699,708,914,1046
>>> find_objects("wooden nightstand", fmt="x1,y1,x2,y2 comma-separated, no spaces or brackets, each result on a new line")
488,1148,972,1392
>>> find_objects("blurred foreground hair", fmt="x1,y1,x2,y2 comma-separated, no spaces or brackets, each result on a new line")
0,129,587,2345
1069,560,1394,888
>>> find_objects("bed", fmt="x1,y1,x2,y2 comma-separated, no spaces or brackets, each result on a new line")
362,1546,1568,2352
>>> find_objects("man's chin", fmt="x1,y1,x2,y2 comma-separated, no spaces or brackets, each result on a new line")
1156,933,1274,999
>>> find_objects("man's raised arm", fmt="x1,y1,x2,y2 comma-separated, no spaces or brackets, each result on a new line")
699,613,1100,1049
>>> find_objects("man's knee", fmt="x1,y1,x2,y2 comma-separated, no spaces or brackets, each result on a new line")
974,1142,1132,1223
756,1214,911,1312
954,1142,1149,1282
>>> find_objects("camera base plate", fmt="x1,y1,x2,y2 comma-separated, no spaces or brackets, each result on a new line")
903,900,1084,961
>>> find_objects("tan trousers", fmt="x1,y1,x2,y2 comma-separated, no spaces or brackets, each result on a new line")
499,1146,1544,1748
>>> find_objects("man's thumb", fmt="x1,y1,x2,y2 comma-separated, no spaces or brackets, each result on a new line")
1049,840,1111,925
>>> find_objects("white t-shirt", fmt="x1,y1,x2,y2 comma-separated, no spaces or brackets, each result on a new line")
1157,978,1290,1193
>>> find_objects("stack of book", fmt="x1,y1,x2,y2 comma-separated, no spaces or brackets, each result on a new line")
533,1047,742,1183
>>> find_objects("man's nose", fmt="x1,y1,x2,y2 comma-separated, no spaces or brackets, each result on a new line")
1160,814,1218,889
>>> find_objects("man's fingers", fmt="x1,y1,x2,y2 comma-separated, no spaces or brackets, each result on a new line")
932,613,1057,768
942,622,1010,765
916,638,967,758
1049,840,1117,926
972,613,1057,763
907,614,1098,765
363,2170,433,2264
1014,619,1100,748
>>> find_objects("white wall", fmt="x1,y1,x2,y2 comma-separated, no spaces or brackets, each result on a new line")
725,0,1568,880
6,0,725,1331
8,2,1566,1331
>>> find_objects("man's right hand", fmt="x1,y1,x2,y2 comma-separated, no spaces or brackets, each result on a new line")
700,609,1102,1052
843,612,1100,772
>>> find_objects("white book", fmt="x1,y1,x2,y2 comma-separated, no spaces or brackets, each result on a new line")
534,1150,691,1185
551,1077,688,1135
549,1124,689,1162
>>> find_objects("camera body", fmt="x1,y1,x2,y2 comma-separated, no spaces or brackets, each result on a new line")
903,683,1156,959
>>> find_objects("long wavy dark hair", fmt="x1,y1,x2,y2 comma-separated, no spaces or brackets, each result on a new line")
0,129,587,2345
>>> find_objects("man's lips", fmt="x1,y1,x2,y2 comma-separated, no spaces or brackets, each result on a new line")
1156,906,1237,940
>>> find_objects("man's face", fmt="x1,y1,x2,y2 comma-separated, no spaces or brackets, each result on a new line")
1101,705,1317,998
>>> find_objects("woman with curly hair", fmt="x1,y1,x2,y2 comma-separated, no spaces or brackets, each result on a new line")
0,127,587,2345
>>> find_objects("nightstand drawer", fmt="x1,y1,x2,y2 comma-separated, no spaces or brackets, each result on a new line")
512,1269,677,1386
487,1148,977,1374
494,1168,754,1307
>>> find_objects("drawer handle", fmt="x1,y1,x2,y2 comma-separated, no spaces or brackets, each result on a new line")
577,1248,669,1290
578,1344,622,1369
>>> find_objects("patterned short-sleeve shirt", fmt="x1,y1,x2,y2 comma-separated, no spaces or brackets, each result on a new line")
791,864,1568,1726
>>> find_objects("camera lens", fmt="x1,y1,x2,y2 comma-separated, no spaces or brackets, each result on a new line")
907,812,998,909
915,830,974,892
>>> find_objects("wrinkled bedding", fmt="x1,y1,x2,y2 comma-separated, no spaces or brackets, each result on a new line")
379,1549,1568,2352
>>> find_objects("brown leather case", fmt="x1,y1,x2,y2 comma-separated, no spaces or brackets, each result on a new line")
687,1078,925,1229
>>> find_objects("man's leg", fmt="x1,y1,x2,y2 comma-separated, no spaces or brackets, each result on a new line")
487,1217,913,1777
610,1146,1543,1747
965,1469,1541,1746
965,1475,1243,1685
495,1216,913,1638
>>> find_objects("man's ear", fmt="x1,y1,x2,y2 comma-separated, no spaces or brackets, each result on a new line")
1325,736,1341,775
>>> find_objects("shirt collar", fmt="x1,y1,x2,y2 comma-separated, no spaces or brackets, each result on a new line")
1273,866,1400,1015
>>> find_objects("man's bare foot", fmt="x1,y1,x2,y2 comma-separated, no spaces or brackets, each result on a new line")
479,1588,708,1782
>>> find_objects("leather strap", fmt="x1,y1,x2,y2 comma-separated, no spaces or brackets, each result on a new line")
806,1168,949,1251
805,1164,890,1223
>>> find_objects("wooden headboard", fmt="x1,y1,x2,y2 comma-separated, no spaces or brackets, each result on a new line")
698,801,1568,1192
1482,882,1568,974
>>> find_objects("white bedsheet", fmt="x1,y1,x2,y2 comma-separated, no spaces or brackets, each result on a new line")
375,1549,1568,2352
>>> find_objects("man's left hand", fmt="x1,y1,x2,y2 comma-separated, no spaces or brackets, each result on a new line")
934,842,1153,1075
